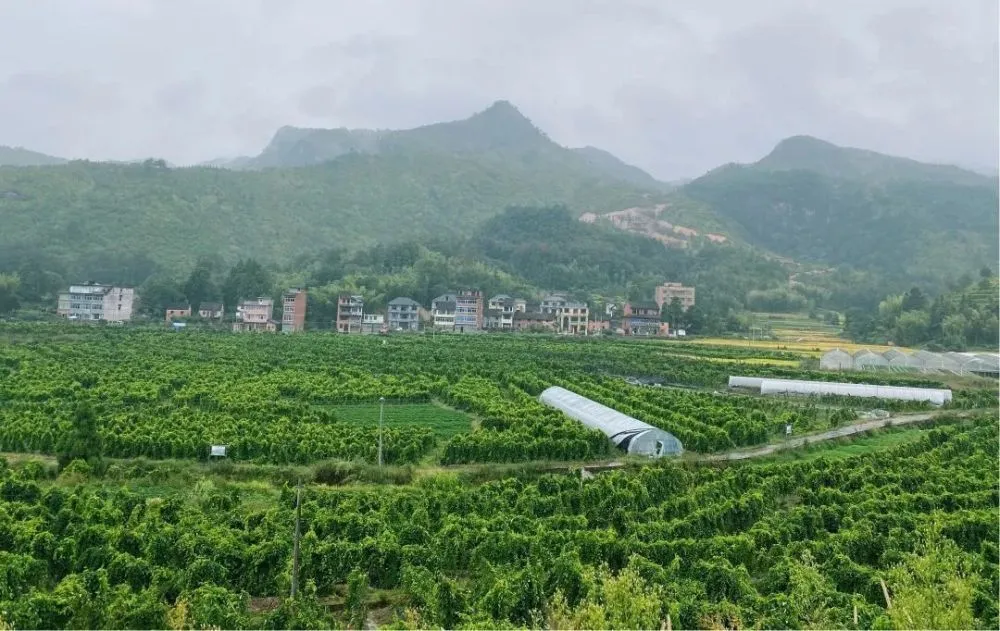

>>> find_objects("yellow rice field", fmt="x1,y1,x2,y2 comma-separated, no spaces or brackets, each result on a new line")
688,336,905,357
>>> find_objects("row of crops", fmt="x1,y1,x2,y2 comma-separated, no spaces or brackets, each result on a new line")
0,415,995,628
0,326,991,466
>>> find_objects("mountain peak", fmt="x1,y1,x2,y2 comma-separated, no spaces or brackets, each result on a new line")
756,135,990,186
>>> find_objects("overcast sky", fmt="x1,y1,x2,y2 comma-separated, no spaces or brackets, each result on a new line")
0,0,996,179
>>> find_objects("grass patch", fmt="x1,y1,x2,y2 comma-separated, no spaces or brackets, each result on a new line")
759,427,928,463
329,402,473,437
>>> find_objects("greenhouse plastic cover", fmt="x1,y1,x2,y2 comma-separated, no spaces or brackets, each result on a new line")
730,375,952,405
539,386,682,455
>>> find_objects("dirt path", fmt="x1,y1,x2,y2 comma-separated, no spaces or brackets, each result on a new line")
697,409,981,462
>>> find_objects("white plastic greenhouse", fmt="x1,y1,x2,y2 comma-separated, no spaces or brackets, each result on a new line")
883,349,920,371
853,349,889,370
729,375,952,405
728,376,765,389
819,348,853,371
539,386,683,457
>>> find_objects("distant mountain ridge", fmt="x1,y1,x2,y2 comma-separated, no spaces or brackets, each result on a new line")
0,146,67,167
753,135,992,186
239,100,669,189
676,136,999,286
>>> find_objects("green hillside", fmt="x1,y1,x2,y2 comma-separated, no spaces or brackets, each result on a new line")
677,138,999,287
755,135,992,186
0,152,656,277
0,145,67,167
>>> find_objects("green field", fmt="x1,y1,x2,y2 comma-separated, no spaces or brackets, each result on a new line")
330,402,474,437
0,323,997,629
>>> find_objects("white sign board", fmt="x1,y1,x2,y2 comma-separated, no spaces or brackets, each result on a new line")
210,445,227,457
785,423,793,436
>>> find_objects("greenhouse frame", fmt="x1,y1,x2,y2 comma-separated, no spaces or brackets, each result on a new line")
539,386,683,457
818,348,997,377
729,375,952,405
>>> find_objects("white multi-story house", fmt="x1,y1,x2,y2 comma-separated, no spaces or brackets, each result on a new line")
57,283,135,322
431,293,457,330
361,313,385,334
556,301,589,335
233,297,277,332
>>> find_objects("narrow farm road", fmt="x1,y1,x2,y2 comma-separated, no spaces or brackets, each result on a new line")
697,409,984,462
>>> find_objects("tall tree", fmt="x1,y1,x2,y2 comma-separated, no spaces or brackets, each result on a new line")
183,258,217,312
222,259,273,311
0,273,20,314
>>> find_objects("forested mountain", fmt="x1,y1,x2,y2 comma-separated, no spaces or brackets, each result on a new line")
0,145,67,167
1,110,995,308
242,100,665,188
753,135,993,186
676,138,999,287
0,153,655,278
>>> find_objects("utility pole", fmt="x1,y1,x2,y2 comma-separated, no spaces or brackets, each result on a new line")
378,396,385,467
290,481,302,598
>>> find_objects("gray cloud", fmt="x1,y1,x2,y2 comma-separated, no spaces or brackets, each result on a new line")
0,0,995,179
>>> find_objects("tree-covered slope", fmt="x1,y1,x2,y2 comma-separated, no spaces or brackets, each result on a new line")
755,135,992,186
0,145,67,167
0,153,656,275
678,143,999,286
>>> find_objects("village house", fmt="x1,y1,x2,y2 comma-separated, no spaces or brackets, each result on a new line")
281,288,307,333
336,295,364,333
387,297,421,331
623,302,661,336
361,313,385,334
233,297,277,332
557,301,589,335
454,290,483,331
513,310,555,331
58,283,136,322
484,294,527,330
587,318,611,335
431,293,457,330
165,305,191,322
655,282,696,310
197,302,224,319
540,293,568,314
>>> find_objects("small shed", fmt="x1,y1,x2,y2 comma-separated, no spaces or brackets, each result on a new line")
853,349,889,370
820,348,853,371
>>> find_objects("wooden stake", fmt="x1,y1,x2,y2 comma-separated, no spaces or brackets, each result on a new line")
880,578,892,609
666,613,672,631
853,603,858,626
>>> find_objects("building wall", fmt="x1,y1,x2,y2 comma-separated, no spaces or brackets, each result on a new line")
102,287,135,321
454,291,483,330
165,307,191,322
238,299,274,324
282,290,307,332
388,300,420,330
336,296,364,333
655,283,695,310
